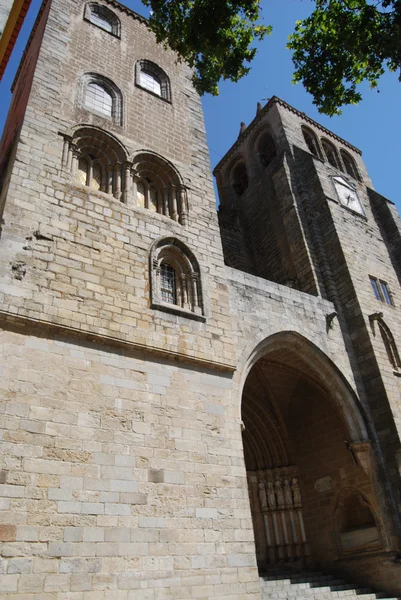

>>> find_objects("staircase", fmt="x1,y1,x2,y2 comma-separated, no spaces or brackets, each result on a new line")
260,570,399,600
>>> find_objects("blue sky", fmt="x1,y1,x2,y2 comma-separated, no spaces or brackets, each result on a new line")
1,0,400,208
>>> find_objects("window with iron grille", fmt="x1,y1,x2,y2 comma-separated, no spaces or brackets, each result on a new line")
136,60,171,102
85,4,121,37
85,83,113,117
160,263,176,304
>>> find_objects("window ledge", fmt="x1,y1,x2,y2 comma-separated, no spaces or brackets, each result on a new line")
135,82,172,104
151,301,206,322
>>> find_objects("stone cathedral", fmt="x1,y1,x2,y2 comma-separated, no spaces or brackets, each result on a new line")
1,1,401,599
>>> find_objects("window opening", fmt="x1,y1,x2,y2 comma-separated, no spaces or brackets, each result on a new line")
322,140,340,169
140,71,162,96
77,158,88,186
85,83,113,117
341,150,360,181
85,4,120,36
258,132,276,167
136,60,171,102
370,276,393,306
137,181,145,208
302,128,320,158
233,163,249,196
160,263,176,304
149,187,158,212
90,11,112,32
92,163,102,190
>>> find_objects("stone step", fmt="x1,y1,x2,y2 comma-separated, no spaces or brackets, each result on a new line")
260,572,400,600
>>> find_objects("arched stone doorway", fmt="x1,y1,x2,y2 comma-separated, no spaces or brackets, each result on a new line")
241,332,385,572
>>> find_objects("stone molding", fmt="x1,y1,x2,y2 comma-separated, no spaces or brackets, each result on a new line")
0,310,235,373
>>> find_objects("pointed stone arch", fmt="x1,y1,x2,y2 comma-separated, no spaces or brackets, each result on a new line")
237,331,369,442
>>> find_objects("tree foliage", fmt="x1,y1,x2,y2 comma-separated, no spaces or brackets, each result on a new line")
142,0,271,96
288,0,401,115
144,0,401,115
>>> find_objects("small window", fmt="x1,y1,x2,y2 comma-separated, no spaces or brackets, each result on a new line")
322,139,340,169
160,263,176,304
258,132,276,168
302,127,321,159
85,3,121,37
341,150,360,181
370,276,393,306
136,60,171,102
233,162,248,196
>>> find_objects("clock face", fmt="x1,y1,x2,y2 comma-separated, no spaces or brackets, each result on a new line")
332,176,365,216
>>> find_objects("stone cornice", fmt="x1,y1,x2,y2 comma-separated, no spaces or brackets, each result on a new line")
213,96,362,175
0,310,236,373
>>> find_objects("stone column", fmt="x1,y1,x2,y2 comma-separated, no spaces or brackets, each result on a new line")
179,187,188,225
62,136,72,167
171,185,178,221
114,163,122,200
122,163,132,204
163,187,170,217
107,166,114,196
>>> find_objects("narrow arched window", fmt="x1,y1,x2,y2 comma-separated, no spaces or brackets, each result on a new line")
160,263,176,304
258,132,276,167
341,150,360,181
376,318,401,371
85,83,113,117
84,4,121,37
302,127,321,158
136,60,171,102
233,162,248,196
322,139,340,169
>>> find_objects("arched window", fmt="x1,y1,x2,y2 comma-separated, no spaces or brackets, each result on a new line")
150,238,205,319
81,74,123,125
258,132,276,168
133,153,188,224
84,3,121,37
341,150,360,181
62,127,129,202
233,162,248,196
136,60,171,102
322,139,340,169
302,127,321,159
